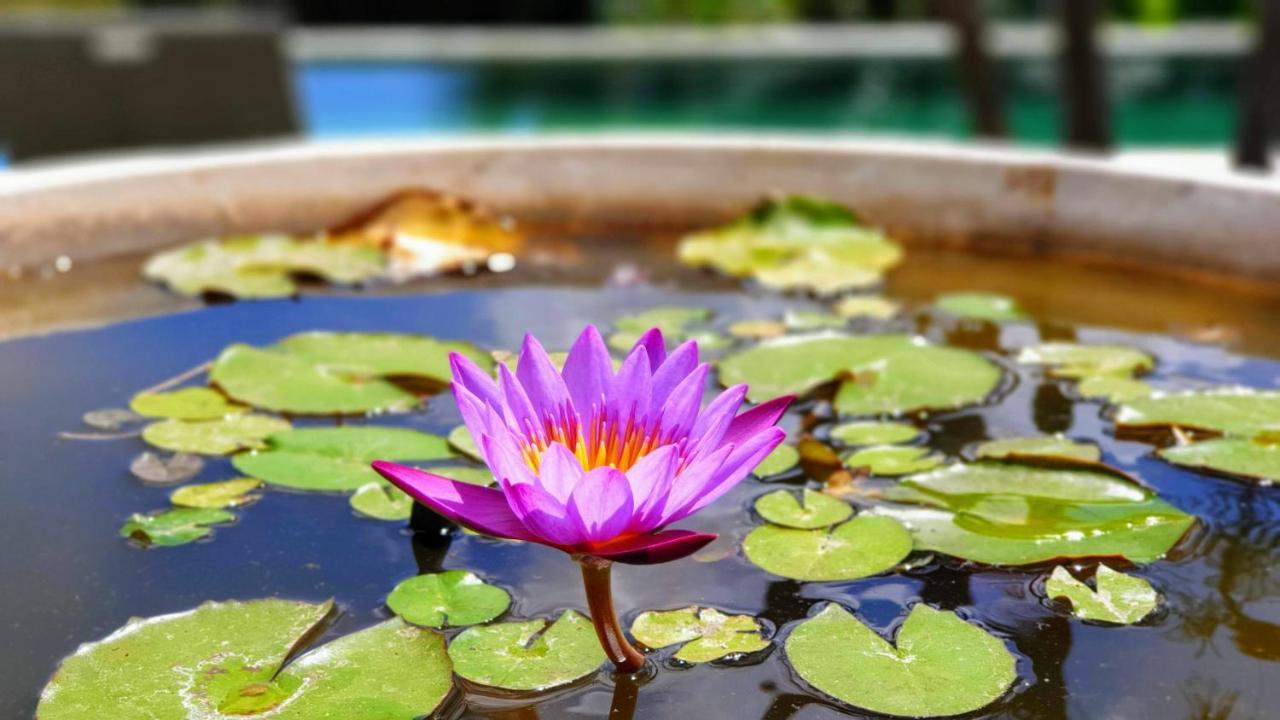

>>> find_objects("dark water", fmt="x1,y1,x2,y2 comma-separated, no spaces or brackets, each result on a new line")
2,285,1278,719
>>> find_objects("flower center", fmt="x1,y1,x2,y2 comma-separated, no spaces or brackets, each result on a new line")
519,407,668,474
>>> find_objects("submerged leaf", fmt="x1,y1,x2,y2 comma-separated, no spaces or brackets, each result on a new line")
141,414,291,455
754,488,852,529
1115,388,1280,437
129,387,246,420
234,427,454,492
844,445,942,476
786,604,1016,717
753,444,800,476
170,478,262,509
82,408,144,430
1159,437,1280,484
448,610,605,691
1045,565,1158,624
349,482,413,520
935,292,1027,322
129,451,203,484
743,515,912,581
1017,342,1154,379
120,507,234,546
386,570,510,628
829,420,920,446
630,607,769,663
973,435,1101,463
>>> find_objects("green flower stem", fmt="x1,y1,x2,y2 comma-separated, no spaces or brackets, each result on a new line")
578,556,646,674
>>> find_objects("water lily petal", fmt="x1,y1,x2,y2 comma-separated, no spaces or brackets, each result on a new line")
655,362,710,443
649,339,699,418
567,467,634,544
371,461,536,541
504,482,584,546
606,346,653,429
657,444,734,523
591,530,717,565
679,427,787,519
635,327,667,370
624,444,681,529
561,325,613,422
479,432,537,488
687,384,749,461
497,362,542,442
723,395,794,446
516,333,574,421
538,441,585,503
450,352,503,410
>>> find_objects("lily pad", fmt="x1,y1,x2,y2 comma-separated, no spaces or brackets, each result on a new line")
1077,375,1154,403
718,334,1002,414
630,607,769,663
447,424,484,461
386,570,511,628
129,451,203,484
143,234,387,298
844,445,943,476
234,426,453,492
935,292,1027,322
120,507,235,546
786,604,1016,717
1045,565,1158,624
783,310,846,330
170,478,263,508
82,407,143,430
1159,437,1280,483
742,514,913,581
141,414,291,455
832,295,900,319
1017,342,1154,379
608,306,714,351
1115,388,1280,437
349,481,413,520
754,488,852,529
211,332,492,415
973,435,1101,463
728,319,787,339
448,610,605,691
754,444,800,476
431,464,496,486
37,598,452,719
877,460,1195,565
830,420,920,446
129,387,246,420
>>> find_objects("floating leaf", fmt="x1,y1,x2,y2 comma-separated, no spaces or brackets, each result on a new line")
170,478,262,509
431,464,496,486
832,295,899,319
1017,342,1154,379
129,451,203,484
742,515,912,581
120,507,234,546
830,420,920,446
877,460,1195,565
719,334,1002,414
1115,388,1280,437
1077,375,1154,403
1045,565,1158,624
783,310,846,330
678,196,902,295
350,481,413,520
754,488,852,529
141,414,291,455
447,424,484,461
82,408,143,430
844,445,943,476
1159,437,1280,484
935,292,1027,322
36,598,452,719
448,610,605,691
973,435,1101,463
234,427,454,492
786,604,1016,717
143,235,386,298
630,607,769,663
608,306,713,351
129,387,246,420
386,570,511,628
728,319,787,339
211,332,491,415
754,444,799,476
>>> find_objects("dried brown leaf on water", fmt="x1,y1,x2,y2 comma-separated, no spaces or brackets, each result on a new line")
130,451,204,484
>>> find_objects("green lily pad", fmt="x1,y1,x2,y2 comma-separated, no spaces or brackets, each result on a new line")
877,460,1195,565
678,196,902,296
935,292,1027,322
211,332,492,415
786,604,1016,717
431,464,496,486
1017,342,1154,379
37,598,453,719
832,295,900,319
448,610,605,691
119,507,235,547
1045,565,1158,624
233,426,454,492
386,570,511,628
727,319,787,339
130,387,246,420
742,514,912,581
830,420,920,446
754,488,852,529
608,306,714,351
630,607,769,663
349,481,413,520
1077,375,1155,403
170,478,263,509
753,444,799,476
973,435,1101,463
141,414,291,455
718,334,1002,414
844,445,943,476
783,310,846,330
143,235,387,298
1158,437,1280,483
1115,388,1280,437
447,424,484,461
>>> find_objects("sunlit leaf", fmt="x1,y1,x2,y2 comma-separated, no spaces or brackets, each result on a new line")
608,306,713,352
141,414,291,455
935,292,1027,322
448,610,605,691
1115,388,1280,437
786,604,1016,717
832,295,899,319
170,478,262,509
753,444,799,476
129,451,203,484
742,515,912,581
1045,565,1158,624
727,319,787,339
829,420,920,446
1158,437,1280,484
1017,342,1154,379
233,427,454,492
119,507,234,547
973,435,1101,463
386,570,510,628
754,488,852,529
630,607,769,663
447,424,484,461
844,445,943,476
783,309,846,330
431,464,496,486
1077,375,1154,403
129,387,246,420
349,481,413,520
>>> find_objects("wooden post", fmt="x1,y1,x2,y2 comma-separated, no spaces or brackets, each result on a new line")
941,0,1007,139
1059,0,1111,151
1235,0,1280,170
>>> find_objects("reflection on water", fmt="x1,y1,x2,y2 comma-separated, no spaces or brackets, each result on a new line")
0,284,1277,719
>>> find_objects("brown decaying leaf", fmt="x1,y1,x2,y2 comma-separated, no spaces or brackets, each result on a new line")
130,452,204,484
